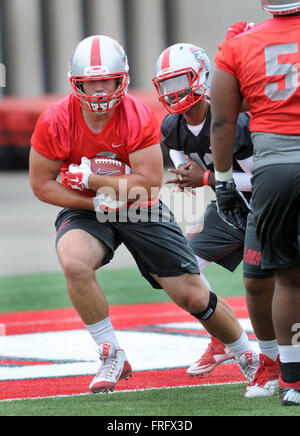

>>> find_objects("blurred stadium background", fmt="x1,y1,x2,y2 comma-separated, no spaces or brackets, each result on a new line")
0,0,265,96
0,0,266,275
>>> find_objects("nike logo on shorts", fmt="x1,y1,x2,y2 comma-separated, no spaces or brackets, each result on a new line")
181,261,192,269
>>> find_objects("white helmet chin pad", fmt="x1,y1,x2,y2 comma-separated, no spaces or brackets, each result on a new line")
89,92,118,112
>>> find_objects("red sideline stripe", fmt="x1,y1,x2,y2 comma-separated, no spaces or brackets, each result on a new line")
0,364,246,402
0,298,249,336
0,360,54,366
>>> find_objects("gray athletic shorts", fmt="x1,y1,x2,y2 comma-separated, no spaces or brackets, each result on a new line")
187,201,273,279
187,201,244,272
55,203,200,289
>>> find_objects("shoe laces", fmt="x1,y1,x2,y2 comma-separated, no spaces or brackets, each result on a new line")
245,355,278,389
95,354,118,379
246,363,268,388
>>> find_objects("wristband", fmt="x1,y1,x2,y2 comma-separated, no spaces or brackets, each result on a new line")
214,167,233,182
203,170,211,186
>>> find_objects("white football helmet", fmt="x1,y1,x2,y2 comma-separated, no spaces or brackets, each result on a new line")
69,35,130,113
153,43,211,114
261,0,300,15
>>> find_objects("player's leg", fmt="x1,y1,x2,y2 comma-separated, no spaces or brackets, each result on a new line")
185,255,236,375
273,265,300,406
243,210,280,398
57,228,110,324
152,272,258,382
251,164,300,405
187,256,235,375
244,277,280,398
187,202,255,376
55,209,131,393
117,202,258,383
151,272,241,342
276,177,300,406
245,277,275,342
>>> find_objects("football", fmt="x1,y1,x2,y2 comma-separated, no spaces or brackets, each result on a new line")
90,155,132,176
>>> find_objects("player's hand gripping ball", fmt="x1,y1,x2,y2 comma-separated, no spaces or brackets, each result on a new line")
65,155,132,211
90,156,132,213
64,156,131,191
65,157,93,191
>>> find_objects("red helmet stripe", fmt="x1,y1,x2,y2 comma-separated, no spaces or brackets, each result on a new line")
161,47,172,70
90,36,102,66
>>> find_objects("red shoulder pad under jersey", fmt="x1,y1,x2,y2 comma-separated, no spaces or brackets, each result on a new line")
117,94,161,154
31,95,73,161
215,16,300,135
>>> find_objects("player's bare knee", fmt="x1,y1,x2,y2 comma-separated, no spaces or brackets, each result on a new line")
181,275,212,313
185,288,210,314
244,277,262,297
180,279,210,312
276,267,300,289
61,258,94,286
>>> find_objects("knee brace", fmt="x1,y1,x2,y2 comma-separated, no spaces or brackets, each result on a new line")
191,291,218,321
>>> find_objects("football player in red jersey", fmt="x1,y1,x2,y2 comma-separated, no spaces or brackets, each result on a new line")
30,35,252,394
211,1,300,406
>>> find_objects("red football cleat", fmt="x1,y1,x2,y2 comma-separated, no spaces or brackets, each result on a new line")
187,337,235,376
244,354,280,398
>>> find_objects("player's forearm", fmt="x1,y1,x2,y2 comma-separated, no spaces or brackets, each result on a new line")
33,179,94,211
169,149,187,169
211,121,236,173
88,173,161,202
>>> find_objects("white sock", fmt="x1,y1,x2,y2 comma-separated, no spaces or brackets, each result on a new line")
257,339,279,362
85,317,120,348
278,345,300,363
226,331,253,360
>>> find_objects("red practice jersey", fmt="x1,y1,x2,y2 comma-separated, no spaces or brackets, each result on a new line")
31,93,161,196
215,16,300,135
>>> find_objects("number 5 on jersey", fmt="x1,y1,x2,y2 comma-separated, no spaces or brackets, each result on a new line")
265,43,299,101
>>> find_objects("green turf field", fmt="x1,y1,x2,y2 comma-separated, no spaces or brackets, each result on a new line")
0,264,244,313
0,385,298,417
0,265,299,417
